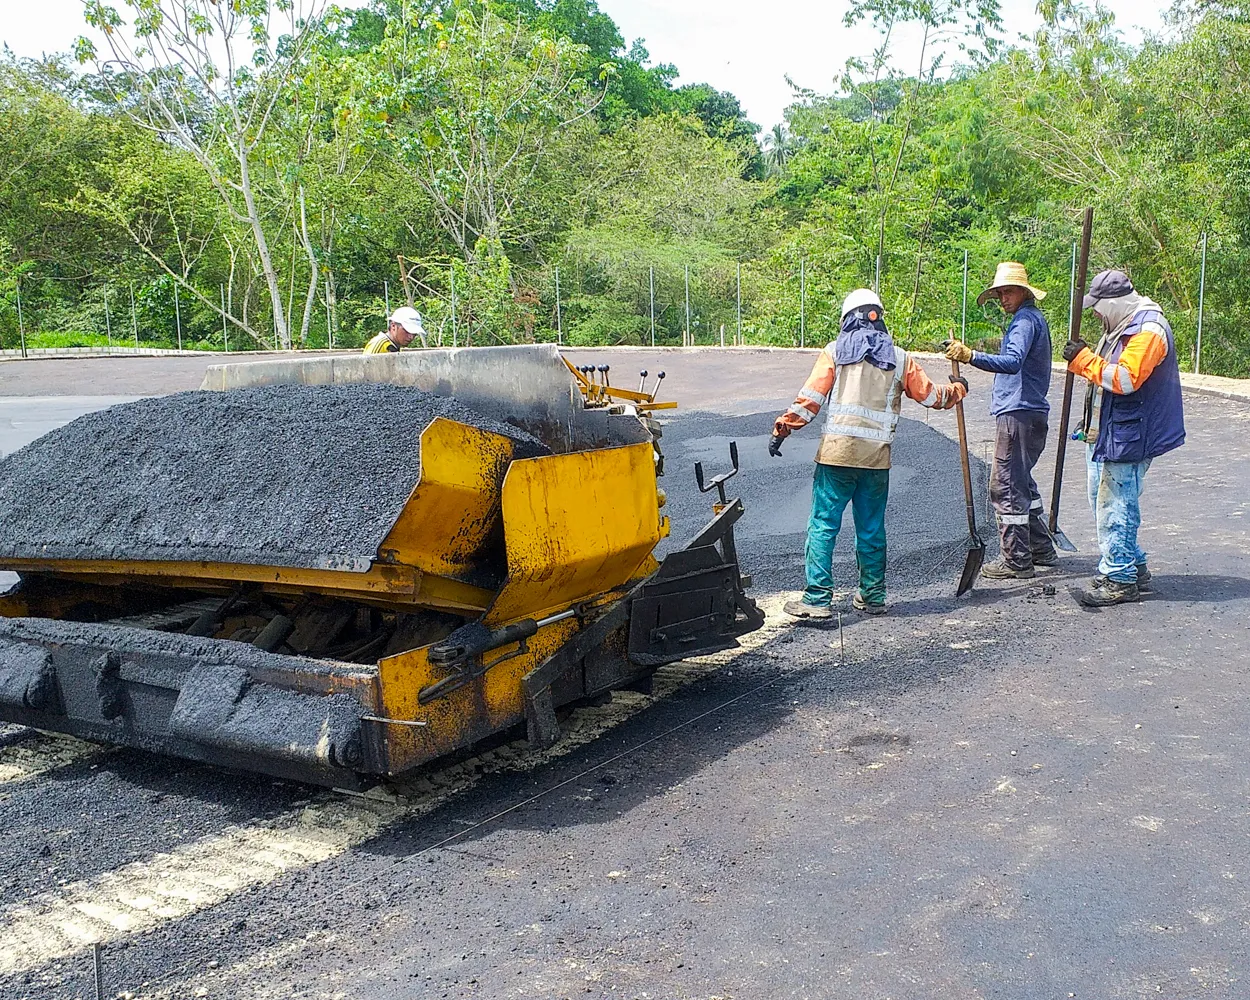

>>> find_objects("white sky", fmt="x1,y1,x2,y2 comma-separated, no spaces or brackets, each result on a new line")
4,0,1174,129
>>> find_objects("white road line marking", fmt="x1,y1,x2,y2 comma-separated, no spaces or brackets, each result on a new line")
0,596,788,979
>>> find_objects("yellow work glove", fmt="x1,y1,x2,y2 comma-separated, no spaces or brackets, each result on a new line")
942,339,973,364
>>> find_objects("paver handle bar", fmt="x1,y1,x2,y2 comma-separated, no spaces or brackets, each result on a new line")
1048,206,1095,553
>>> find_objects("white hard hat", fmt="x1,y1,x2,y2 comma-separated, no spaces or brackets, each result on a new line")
840,288,883,320
389,306,425,334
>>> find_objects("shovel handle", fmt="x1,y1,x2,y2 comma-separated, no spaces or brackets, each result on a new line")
951,358,978,537
1050,207,1095,534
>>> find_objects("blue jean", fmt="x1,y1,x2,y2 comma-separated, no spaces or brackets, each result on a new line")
1085,445,1152,584
803,464,889,607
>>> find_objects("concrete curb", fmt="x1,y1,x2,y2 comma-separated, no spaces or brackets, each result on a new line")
0,347,351,363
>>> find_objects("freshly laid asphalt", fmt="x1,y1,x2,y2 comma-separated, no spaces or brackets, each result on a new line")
1,348,1248,999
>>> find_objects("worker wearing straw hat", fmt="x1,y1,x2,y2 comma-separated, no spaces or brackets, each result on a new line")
943,262,1057,579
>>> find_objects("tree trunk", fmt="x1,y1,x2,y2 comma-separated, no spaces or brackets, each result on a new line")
238,142,290,349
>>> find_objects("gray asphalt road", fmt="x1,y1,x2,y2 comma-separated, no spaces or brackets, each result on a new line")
1,349,1248,1000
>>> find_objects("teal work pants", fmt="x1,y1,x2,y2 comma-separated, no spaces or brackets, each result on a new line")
802,463,890,608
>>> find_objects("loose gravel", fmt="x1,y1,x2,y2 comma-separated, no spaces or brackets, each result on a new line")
0,384,548,572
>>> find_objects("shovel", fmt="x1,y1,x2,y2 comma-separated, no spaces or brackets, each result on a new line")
1048,206,1095,554
951,359,986,596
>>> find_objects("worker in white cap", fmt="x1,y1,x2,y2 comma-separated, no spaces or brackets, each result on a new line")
771,288,968,619
363,306,426,354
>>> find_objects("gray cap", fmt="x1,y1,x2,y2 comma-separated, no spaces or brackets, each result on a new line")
1083,269,1134,310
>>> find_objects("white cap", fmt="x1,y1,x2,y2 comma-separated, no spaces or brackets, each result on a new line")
840,288,883,320
389,306,425,334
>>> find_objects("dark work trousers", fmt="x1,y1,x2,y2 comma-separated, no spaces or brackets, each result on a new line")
990,410,1057,569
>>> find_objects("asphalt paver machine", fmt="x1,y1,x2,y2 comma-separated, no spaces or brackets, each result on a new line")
0,345,763,787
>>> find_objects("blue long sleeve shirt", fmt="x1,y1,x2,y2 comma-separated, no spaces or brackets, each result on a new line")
970,301,1052,416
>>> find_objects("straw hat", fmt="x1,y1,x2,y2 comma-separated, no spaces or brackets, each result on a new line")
976,262,1046,306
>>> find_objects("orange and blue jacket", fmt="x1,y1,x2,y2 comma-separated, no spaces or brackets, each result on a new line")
774,344,966,469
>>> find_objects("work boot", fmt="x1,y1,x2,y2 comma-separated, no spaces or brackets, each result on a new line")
1078,579,1140,607
1032,550,1060,568
852,592,887,616
1093,565,1152,593
980,559,1035,580
784,599,832,620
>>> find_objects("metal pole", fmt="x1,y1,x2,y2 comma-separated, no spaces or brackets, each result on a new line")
103,284,112,350
15,276,27,358
555,267,562,345
720,322,725,348
173,282,182,351
450,265,457,348
130,283,138,349
960,249,968,342
799,256,806,349
649,266,655,348
875,253,882,293
220,284,229,352
736,261,742,346
684,264,691,346
93,943,103,1000
1195,231,1207,374
325,279,332,349
383,279,390,319
324,277,333,349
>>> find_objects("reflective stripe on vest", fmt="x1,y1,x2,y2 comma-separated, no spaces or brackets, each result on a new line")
822,346,907,443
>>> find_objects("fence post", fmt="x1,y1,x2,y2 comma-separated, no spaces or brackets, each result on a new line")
684,264,691,346
450,265,457,348
15,276,26,358
174,282,183,351
960,249,968,342
325,276,335,349
130,283,138,349
801,256,807,349
555,267,562,346
720,322,725,348
220,284,229,352
736,261,742,346
104,284,113,350
649,265,655,348
1195,231,1207,375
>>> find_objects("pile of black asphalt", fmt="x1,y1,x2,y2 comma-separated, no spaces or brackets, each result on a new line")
657,409,996,595
0,384,549,572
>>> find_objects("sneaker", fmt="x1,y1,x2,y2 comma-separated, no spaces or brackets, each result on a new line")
852,592,887,616
1093,566,1152,593
1078,579,1140,607
784,599,832,620
1032,550,1060,568
980,560,1035,580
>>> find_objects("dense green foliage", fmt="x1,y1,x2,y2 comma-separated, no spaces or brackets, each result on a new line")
1,0,1247,374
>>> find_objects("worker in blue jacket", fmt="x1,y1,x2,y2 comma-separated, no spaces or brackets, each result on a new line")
944,262,1057,578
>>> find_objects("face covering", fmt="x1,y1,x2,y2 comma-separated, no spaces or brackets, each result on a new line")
833,307,897,370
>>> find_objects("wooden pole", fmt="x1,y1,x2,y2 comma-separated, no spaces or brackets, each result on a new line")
1049,207,1095,542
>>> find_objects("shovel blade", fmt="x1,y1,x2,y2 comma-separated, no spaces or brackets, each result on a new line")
956,540,987,597
1051,524,1077,553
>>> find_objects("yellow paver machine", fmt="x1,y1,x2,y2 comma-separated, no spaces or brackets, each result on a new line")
0,346,762,787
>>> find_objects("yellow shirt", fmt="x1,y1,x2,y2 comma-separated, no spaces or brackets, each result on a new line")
363,332,400,355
